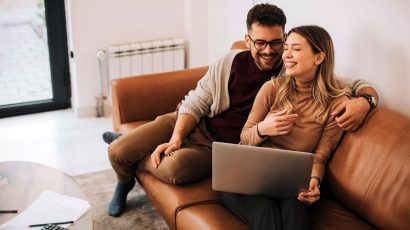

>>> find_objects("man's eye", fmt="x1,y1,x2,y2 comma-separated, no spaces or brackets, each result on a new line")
255,41,266,46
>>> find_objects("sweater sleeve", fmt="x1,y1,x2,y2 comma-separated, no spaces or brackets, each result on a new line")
240,81,275,146
178,68,213,122
338,77,379,104
311,96,349,180
178,50,242,122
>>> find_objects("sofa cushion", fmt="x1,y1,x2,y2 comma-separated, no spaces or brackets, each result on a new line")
310,198,375,230
327,108,410,230
176,203,248,230
136,171,224,229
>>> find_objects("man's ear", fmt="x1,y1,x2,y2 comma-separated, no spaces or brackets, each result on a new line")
315,52,325,65
244,34,251,49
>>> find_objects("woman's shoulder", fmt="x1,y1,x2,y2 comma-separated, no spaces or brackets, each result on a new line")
329,94,350,112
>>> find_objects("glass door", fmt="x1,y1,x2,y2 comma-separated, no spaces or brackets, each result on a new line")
0,0,70,117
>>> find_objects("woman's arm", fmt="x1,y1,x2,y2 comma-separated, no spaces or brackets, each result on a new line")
298,96,348,205
241,81,298,146
240,81,273,146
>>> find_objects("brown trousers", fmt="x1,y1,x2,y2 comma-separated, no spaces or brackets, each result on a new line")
108,112,214,185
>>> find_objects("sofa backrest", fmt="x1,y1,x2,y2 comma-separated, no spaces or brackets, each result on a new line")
327,108,410,230
111,67,207,130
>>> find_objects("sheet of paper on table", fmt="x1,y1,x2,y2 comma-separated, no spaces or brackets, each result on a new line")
0,191,90,230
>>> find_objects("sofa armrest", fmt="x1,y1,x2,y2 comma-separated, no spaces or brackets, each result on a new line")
111,66,208,132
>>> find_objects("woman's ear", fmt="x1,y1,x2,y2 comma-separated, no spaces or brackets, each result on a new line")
315,52,325,65
245,34,251,49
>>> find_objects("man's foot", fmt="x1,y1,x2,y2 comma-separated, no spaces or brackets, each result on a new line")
107,180,135,217
102,131,122,144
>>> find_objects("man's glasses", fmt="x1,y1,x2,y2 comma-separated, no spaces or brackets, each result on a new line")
247,35,284,51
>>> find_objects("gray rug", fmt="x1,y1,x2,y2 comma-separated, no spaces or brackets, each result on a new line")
73,170,168,230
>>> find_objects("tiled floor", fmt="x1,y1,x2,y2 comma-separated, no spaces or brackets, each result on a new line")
0,109,113,175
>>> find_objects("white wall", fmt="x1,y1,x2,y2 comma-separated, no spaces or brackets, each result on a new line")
66,0,410,118
66,0,185,117
209,0,410,117
183,0,209,68
208,0,253,63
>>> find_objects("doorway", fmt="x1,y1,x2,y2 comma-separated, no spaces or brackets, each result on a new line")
0,0,70,118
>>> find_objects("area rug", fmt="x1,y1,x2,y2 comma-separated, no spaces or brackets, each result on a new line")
73,170,168,230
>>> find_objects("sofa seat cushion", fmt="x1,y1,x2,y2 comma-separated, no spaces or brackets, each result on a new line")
176,203,248,230
136,171,223,229
310,198,375,230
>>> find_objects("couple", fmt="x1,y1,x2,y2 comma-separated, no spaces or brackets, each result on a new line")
104,3,378,229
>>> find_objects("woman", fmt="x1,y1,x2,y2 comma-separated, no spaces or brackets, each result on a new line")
220,25,350,230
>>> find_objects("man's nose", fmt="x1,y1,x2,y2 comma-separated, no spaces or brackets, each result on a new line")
261,43,274,53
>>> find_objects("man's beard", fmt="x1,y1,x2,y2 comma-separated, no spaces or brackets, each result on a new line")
255,52,281,71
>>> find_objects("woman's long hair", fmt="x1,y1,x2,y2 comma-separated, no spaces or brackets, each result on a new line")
274,25,350,119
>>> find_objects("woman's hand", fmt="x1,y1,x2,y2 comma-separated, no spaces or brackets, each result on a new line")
258,110,298,136
298,178,321,205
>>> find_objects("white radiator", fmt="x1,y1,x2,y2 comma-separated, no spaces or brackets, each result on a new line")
95,38,185,116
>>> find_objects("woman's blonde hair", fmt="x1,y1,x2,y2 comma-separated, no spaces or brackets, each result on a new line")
274,25,350,119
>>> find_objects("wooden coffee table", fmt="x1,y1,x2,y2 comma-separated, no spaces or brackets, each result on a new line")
0,161,93,229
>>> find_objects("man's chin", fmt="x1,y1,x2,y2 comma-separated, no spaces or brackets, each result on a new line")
260,63,275,71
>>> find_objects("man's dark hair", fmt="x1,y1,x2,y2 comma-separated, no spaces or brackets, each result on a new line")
246,3,286,31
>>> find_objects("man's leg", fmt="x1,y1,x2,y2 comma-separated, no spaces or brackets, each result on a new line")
102,131,122,144
107,112,177,216
138,118,213,184
279,199,313,230
220,192,282,230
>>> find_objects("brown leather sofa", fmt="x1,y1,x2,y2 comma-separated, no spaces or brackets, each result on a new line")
110,46,410,230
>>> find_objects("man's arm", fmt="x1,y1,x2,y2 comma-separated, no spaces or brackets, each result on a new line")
332,80,379,131
151,113,197,168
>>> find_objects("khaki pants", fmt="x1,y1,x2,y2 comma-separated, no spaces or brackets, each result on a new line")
108,112,214,185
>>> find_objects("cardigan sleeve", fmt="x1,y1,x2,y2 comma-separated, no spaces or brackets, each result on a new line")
179,50,242,122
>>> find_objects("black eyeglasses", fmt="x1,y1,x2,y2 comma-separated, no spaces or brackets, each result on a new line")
247,35,284,51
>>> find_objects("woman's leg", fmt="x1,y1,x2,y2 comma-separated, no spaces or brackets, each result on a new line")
220,192,281,230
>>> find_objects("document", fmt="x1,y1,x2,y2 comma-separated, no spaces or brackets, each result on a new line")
0,191,90,229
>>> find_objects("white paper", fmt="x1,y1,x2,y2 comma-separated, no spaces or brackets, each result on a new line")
0,191,90,229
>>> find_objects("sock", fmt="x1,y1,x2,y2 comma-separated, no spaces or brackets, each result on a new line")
102,131,122,144
107,180,135,217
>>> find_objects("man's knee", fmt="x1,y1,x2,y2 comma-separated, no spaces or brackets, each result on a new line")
153,156,205,185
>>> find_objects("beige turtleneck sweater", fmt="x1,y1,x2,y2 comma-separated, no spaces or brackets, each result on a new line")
240,79,348,181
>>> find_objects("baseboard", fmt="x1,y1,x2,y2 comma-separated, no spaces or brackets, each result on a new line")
74,105,112,118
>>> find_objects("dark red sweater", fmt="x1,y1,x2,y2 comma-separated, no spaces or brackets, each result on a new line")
205,51,282,143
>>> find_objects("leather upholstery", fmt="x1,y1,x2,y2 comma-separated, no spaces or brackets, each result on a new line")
327,108,410,230
110,41,410,229
111,66,207,132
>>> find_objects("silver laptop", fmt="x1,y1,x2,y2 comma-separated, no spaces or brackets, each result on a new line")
212,142,314,199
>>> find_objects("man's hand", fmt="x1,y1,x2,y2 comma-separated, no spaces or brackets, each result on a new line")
332,97,370,131
258,110,297,136
150,138,182,168
298,178,320,205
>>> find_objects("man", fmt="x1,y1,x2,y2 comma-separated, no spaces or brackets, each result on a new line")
105,3,378,217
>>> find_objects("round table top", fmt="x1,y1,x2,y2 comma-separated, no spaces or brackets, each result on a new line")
0,161,93,229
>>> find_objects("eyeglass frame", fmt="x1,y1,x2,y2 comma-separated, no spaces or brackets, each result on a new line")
247,35,284,51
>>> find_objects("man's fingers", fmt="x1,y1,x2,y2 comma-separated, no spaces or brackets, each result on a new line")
335,112,350,124
343,124,358,132
151,144,168,168
332,101,347,116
